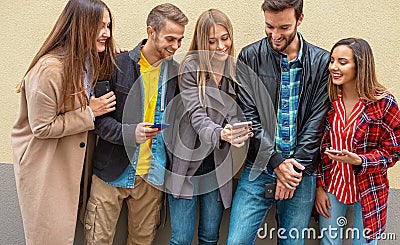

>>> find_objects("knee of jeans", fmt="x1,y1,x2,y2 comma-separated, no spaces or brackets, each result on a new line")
227,235,252,245
227,228,256,245
198,230,219,244
170,232,194,245
170,237,193,245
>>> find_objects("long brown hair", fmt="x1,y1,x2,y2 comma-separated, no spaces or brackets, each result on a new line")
328,38,387,102
180,9,236,107
17,0,116,108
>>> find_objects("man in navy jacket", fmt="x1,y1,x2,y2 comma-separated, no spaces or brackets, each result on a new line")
84,3,188,244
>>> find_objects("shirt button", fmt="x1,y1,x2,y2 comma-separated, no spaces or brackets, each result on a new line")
283,121,288,125
80,142,86,148
283,103,288,108
284,85,289,89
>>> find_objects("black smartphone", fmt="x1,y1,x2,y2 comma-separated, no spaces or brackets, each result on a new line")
94,80,111,97
265,183,276,199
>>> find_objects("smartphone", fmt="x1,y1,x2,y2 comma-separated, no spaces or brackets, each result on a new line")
94,80,111,97
232,121,252,130
265,183,276,199
325,149,343,154
149,123,170,130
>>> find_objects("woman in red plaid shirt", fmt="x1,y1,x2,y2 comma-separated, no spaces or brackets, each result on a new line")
315,38,400,244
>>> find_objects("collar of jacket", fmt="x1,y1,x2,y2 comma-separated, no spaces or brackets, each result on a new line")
127,39,177,73
128,39,147,63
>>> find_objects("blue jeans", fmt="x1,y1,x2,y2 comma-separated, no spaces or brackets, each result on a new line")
227,162,316,245
319,192,378,245
168,189,224,245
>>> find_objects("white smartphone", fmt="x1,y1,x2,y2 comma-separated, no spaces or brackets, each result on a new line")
232,121,252,130
325,149,343,154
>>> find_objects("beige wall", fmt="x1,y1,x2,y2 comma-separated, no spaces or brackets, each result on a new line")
1,0,399,187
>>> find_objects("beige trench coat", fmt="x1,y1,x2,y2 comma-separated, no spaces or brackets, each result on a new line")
11,55,95,244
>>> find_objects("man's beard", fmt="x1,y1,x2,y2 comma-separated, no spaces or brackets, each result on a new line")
267,27,297,53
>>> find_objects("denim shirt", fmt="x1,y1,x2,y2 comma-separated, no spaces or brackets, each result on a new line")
105,62,168,188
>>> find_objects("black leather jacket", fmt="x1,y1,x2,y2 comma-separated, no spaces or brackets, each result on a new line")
236,36,330,174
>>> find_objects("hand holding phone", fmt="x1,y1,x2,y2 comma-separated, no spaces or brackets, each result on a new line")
94,80,111,97
232,121,252,130
149,123,170,130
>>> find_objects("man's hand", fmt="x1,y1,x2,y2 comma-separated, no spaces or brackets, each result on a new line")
135,122,161,144
89,91,116,117
275,178,295,200
274,158,304,189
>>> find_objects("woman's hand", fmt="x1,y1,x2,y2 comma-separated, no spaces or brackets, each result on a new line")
324,148,362,165
220,124,253,148
114,47,129,54
89,91,116,117
315,186,331,218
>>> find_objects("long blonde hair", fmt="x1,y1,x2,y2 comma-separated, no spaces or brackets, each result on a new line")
179,9,236,107
328,38,387,102
17,0,116,109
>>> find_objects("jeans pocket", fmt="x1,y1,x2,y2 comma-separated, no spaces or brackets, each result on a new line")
84,199,97,242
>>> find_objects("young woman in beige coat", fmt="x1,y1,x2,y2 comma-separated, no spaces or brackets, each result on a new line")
11,0,117,244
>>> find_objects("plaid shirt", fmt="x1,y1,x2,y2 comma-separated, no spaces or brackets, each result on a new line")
317,93,400,241
276,34,303,158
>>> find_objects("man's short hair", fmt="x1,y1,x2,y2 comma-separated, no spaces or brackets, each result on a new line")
146,3,188,33
261,0,303,20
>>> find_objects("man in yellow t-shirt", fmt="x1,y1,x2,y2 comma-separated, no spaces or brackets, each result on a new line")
136,51,161,175
84,3,188,244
